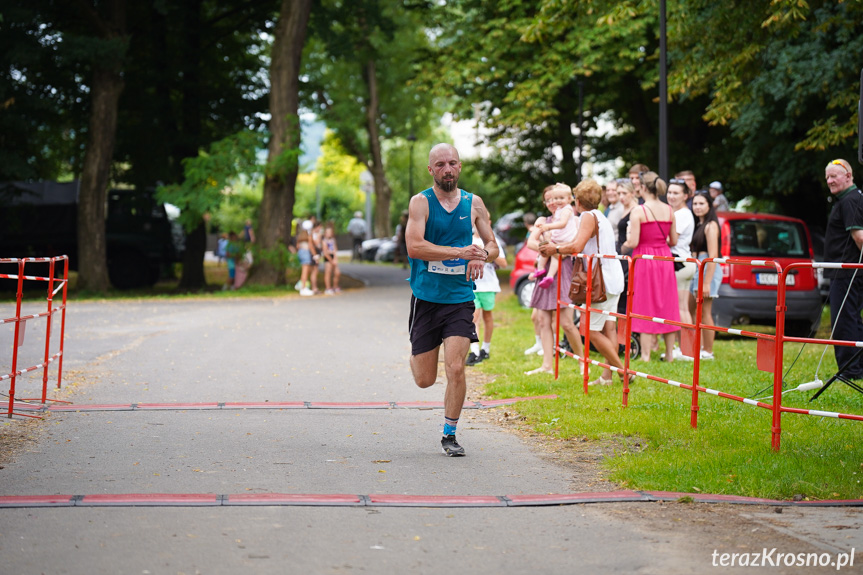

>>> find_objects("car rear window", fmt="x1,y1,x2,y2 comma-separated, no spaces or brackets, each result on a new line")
729,220,808,257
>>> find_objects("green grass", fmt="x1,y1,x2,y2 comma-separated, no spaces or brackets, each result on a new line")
476,294,863,500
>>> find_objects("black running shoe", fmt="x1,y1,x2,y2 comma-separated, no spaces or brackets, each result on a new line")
477,350,490,362
441,434,465,456
465,352,481,366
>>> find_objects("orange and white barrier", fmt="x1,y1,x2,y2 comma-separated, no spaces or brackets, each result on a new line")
552,254,863,452
1,256,70,418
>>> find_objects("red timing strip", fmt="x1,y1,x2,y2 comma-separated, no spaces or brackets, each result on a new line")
9,396,558,414
1,490,860,508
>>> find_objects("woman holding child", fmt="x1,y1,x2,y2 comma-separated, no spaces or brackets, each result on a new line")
524,184,585,375
539,179,627,385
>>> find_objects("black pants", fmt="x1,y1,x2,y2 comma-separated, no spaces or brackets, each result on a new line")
352,237,363,261
829,274,863,378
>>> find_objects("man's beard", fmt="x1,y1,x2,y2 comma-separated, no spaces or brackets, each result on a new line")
435,175,458,192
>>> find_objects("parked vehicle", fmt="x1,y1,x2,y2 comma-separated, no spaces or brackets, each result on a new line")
361,237,388,261
713,212,823,337
493,210,525,248
510,242,538,307
0,181,183,289
374,237,399,262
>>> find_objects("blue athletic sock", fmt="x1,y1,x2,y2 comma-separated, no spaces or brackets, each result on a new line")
443,417,458,436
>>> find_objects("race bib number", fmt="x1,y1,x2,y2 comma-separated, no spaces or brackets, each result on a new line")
428,258,466,275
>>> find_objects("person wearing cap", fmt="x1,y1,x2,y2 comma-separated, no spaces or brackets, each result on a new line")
347,210,367,261
709,181,730,212
824,159,863,380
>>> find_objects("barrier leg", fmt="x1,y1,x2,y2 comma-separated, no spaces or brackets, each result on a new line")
554,255,561,380
8,261,25,418
622,257,635,407
57,257,68,389
690,260,704,429
41,259,55,403
771,279,789,451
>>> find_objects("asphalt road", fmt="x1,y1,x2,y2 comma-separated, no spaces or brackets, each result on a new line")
0,263,860,574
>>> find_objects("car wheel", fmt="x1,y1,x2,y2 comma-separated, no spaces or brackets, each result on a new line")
516,278,535,308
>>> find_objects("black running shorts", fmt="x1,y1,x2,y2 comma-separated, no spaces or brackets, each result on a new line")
408,295,478,356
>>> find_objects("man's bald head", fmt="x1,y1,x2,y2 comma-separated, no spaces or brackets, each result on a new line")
428,143,459,164
427,143,462,193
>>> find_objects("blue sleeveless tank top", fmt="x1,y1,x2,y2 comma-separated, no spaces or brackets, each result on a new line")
409,188,475,304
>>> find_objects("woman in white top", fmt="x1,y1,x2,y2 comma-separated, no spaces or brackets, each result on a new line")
539,179,628,386
666,179,696,360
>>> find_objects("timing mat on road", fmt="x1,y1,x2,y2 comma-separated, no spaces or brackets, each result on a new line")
1,491,861,509
9,395,557,414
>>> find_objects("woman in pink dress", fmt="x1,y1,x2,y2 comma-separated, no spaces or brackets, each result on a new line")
623,172,680,362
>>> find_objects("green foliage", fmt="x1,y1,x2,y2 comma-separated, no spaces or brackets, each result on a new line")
479,296,863,499
293,131,367,230
212,177,262,234
116,1,274,189
157,130,263,233
667,0,863,222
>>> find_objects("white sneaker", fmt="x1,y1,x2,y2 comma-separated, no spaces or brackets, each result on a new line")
299,288,314,296
295,281,304,291
700,350,714,360
524,342,543,355
324,289,335,295
672,347,694,361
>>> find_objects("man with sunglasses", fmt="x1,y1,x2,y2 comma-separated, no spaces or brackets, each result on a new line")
674,170,697,209
824,158,863,380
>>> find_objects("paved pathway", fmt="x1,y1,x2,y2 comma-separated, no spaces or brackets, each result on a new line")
0,263,860,574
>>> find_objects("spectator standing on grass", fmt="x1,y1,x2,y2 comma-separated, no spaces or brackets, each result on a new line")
824,159,863,380
532,183,579,291
709,181,730,212
216,233,228,265
224,231,241,290
690,192,722,360
394,210,409,268
628,163,650,200
524,184,585,376
539,179,628,386
348,211,367,262
604,179,625,229
466,227,507,366
322,222,341,295
521,210,545,357
296,220,318,296
623,171,680,362
666,178,697,361
675,170,697,209
405,143,499,457
243,219,256,244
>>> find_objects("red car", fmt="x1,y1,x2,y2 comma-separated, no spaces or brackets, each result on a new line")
713,212,822,336
510,243,539,307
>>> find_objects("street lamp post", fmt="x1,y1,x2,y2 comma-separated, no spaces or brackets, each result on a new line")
407,133,417,195
659,0,668,181
360,170,374,240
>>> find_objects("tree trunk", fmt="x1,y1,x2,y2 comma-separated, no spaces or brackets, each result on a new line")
76,1,126,293
364,58,393,237
248,0,311,286
176,0,208,289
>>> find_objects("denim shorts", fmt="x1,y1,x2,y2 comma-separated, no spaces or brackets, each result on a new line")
690,253,722,298
298,249,313,266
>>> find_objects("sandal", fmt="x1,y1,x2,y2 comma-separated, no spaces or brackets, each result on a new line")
524,367,554,376
588,376,613,386
619,373,635,385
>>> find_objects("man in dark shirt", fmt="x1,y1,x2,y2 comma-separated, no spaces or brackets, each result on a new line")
824,158,863,378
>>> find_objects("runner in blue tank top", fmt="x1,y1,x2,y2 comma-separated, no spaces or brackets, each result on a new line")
405,143,499,456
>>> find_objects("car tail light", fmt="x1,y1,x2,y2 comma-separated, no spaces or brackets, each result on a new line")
720,220,731,283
